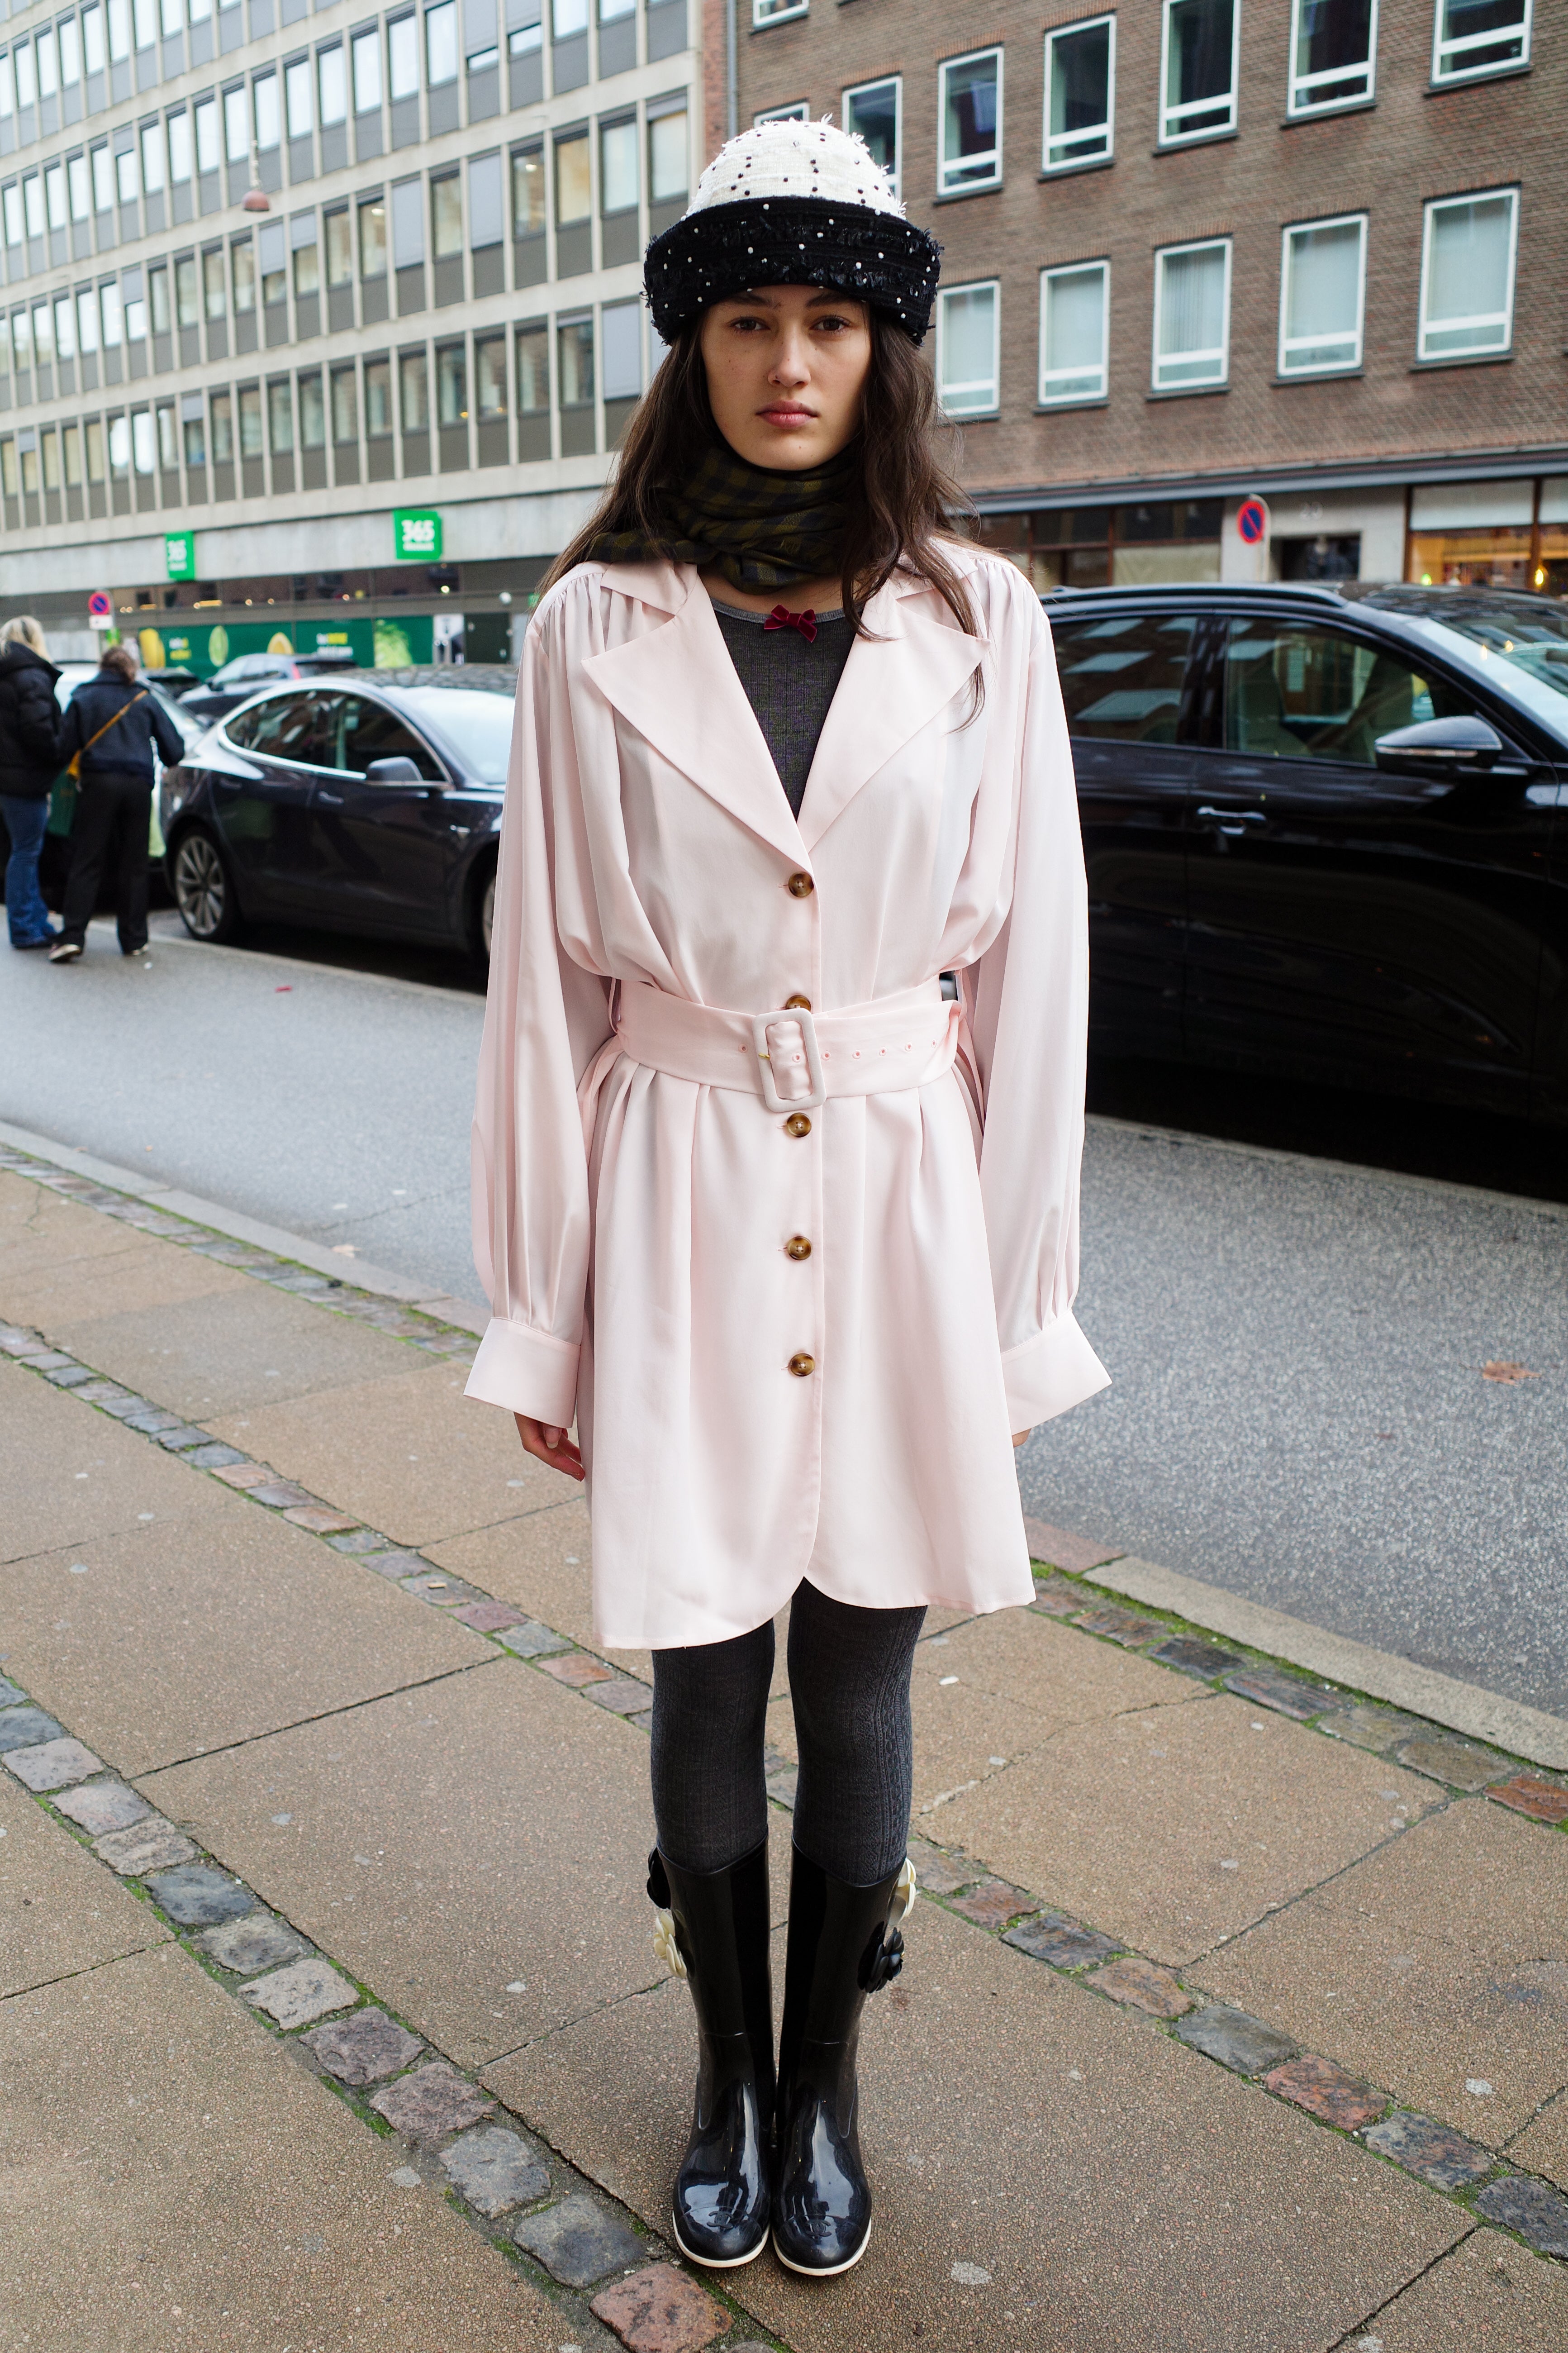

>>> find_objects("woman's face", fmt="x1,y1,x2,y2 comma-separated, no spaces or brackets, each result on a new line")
699,285,872,471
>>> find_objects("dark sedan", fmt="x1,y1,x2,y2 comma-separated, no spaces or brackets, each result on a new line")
160,667,514,964
1048,582,1568,1126
178,645,360,724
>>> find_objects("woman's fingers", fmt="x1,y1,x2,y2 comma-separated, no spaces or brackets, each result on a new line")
1012,1429,1030,1447
514,1414,587,1481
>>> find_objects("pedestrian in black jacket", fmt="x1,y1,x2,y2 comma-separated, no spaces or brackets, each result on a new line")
51,641,185,962
0,615,63,950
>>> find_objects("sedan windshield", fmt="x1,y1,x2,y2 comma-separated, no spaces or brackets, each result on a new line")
402,686,516,783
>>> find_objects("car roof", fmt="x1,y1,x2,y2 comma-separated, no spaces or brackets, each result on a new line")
1041,580,1567,625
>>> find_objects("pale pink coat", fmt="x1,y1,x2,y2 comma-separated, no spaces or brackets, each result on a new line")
466,549,1109,1651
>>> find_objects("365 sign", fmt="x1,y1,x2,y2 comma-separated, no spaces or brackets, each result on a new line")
165,530,195,582
394,509,442,562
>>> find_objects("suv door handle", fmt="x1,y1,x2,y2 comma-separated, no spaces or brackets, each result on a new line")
1195,805,1266,837
317,790,345,806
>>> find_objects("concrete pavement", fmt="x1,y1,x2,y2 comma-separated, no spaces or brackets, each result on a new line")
2,1139,1566,2352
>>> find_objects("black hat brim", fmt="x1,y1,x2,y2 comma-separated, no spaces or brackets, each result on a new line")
644,195,942,347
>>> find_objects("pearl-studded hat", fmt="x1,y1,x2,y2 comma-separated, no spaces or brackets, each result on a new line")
644,118,942,347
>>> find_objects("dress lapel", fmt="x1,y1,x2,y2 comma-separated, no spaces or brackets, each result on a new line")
580,562,806,866
795,573,987,854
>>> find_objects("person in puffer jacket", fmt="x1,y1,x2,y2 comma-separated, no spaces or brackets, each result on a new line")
0,614,63,950
51,639,185,962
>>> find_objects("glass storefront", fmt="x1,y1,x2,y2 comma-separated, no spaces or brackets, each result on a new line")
976,499,1222,591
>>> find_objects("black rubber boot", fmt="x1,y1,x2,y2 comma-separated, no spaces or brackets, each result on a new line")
648,1839,774,2267
771,1847,910,2278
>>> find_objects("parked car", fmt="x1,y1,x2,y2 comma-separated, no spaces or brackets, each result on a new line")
160,666,516,963
177,645,359,724
1047,581,1568,1125
53,663,205,751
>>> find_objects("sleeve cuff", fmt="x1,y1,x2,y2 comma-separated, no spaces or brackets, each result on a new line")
464,1319,580,1427
1002,1312,1111,1433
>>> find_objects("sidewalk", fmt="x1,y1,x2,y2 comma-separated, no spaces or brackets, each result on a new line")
1,1138,1565,2353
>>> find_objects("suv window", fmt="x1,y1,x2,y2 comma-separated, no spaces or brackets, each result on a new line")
337,693,444,780
1054,612,1196,743
225,690,340,768
1221,620,1472,765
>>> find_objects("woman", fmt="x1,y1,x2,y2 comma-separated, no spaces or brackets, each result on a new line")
0,614,62,951
467,119,1108,2278
51,638,185,963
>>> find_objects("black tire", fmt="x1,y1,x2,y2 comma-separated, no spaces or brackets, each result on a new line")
171,826,244,944
468,857,496,972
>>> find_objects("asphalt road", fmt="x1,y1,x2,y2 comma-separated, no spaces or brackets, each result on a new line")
4,911,1563,1716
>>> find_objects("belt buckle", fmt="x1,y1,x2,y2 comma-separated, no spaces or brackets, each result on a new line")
752,1009,826,1115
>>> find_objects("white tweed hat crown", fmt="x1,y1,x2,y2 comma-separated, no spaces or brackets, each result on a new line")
688,117,906,219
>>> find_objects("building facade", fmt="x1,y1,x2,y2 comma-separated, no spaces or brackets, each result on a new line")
0,0,699,663
732,0,1568,595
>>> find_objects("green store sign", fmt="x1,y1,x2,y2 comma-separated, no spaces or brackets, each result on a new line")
129,615,436,679
393,509,443,562
165,529,195,582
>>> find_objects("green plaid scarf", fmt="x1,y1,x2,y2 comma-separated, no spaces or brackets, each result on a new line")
589,440,855,591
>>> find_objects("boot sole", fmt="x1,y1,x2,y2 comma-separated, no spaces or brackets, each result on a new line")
770,2221,871,2279
671,2215,769,2270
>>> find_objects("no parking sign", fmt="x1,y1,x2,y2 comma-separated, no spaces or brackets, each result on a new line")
88,588,113,632
1236,496,1270,547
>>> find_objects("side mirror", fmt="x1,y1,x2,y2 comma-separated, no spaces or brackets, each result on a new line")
1373,714,1504,776
363,755,424,785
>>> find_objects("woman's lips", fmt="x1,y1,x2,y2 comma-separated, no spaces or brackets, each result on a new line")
759,405,815,425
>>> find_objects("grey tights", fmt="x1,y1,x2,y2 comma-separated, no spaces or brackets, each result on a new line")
651,1580,926,1887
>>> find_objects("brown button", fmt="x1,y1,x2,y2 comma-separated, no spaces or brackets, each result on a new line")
783,993,812,1010
784,1235,812,1261
787,1352,816,1377
784,1113,812,1138
786,872,815,898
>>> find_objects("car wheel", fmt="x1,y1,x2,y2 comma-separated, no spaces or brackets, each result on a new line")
470,862,496,970
172,827,243,943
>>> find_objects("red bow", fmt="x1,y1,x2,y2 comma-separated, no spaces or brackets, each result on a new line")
764,605,818,644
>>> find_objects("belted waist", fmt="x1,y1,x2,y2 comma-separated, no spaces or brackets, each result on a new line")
613,980,960,1115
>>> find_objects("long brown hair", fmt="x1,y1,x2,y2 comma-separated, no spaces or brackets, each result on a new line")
545,311,978,638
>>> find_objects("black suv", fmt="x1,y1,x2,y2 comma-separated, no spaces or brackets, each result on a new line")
1048,582,1568,1127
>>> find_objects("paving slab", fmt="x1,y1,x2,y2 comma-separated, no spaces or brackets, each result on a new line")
427,1495,655,1681
934,1690,1444,1966
48,1278,421,1420
140,1657,663,2067
489,1891,1463,2353
0,1939,566,2352
514,2190,645,2286
0,1170,169,1287
1365,2224,1568,2351
1201,1799,1568,2143
1510,2098,1568,2195
440,2122,550,2215
207,1359,572,1547
304,2005,425,2086
2,1501,491,1777
0,1355,233,1563
0,1204,244,1328
0,1758,169,1997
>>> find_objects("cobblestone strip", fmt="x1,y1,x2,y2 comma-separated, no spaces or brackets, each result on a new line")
0,1658,787,2353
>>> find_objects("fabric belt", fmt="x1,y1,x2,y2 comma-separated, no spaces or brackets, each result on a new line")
613,979,960,1115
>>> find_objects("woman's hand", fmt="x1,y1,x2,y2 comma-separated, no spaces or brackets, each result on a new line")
1012,1430,1030,1448
514,1415,586,1481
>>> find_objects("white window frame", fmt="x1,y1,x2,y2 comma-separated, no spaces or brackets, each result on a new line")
1159,0,1240,147
1043,13,1115,173
1432,0,1530,86
1416,185,1519,362
1151,234,1232,390
752,0,807,24
753,101,808,124
1038,257,1109,405
938,46,1004,196
842,74,902,199
1287,0,1378,117
1277,211,1367,377
935,277,1000,418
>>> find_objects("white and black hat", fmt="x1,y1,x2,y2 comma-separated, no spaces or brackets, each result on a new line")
644,118,942,347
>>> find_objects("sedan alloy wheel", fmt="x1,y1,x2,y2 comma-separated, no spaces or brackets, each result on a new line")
173,829,241,943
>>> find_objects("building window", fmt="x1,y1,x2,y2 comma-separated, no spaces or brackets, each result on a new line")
183,408,205,470
602,296,641,395
754,103,808,125
1417,187,1518,360
204,249,226,322
293,225,319,304
318,43,346,128
365,355,392,436
476,333,507,417
331,363,357,444
69,155,91,222
558,313,594,405
1278,214,1366,375
1043,16,1114,172
210,391,233,465
425,0,458,86
231,237,255,315
168,111,192,187
843,77,900,196
253,70,280,154
268,379,293,454
513,144,545,235
1288,0,1377,115
556,129,591,230
600,118,637,215
325,208,352,289
399,346,429,430
517,321,549,414
431,173,462,257
436,339,466,424
359,195,387,281
1039,259,1108,404
352,25,381,114
648,105,688,207
753,0,807,24
195,98,219,176
1152,237,1231,389
238,382,263,458
299,369,326,450
936,280,999,416
132,407,156,474
1432,0,1530,84
388,14,418,102
1159,0,1238,144
285,58,313,141
938,50,1002,195
175,253,200,327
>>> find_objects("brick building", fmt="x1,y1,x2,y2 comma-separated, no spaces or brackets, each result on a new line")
722,0,1568,593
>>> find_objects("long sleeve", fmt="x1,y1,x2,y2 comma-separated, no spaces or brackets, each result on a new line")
963,586,1111,1433
55,696,84,767
464,590,615,1426
17,669,62,769
152,700,185,766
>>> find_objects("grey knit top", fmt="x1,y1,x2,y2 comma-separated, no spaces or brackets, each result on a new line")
711,597,855,819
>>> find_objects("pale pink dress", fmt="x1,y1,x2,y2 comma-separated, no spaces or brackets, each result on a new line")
466,550,1109,1649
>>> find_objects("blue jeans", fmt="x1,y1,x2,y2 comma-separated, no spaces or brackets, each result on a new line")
0,793,53,945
